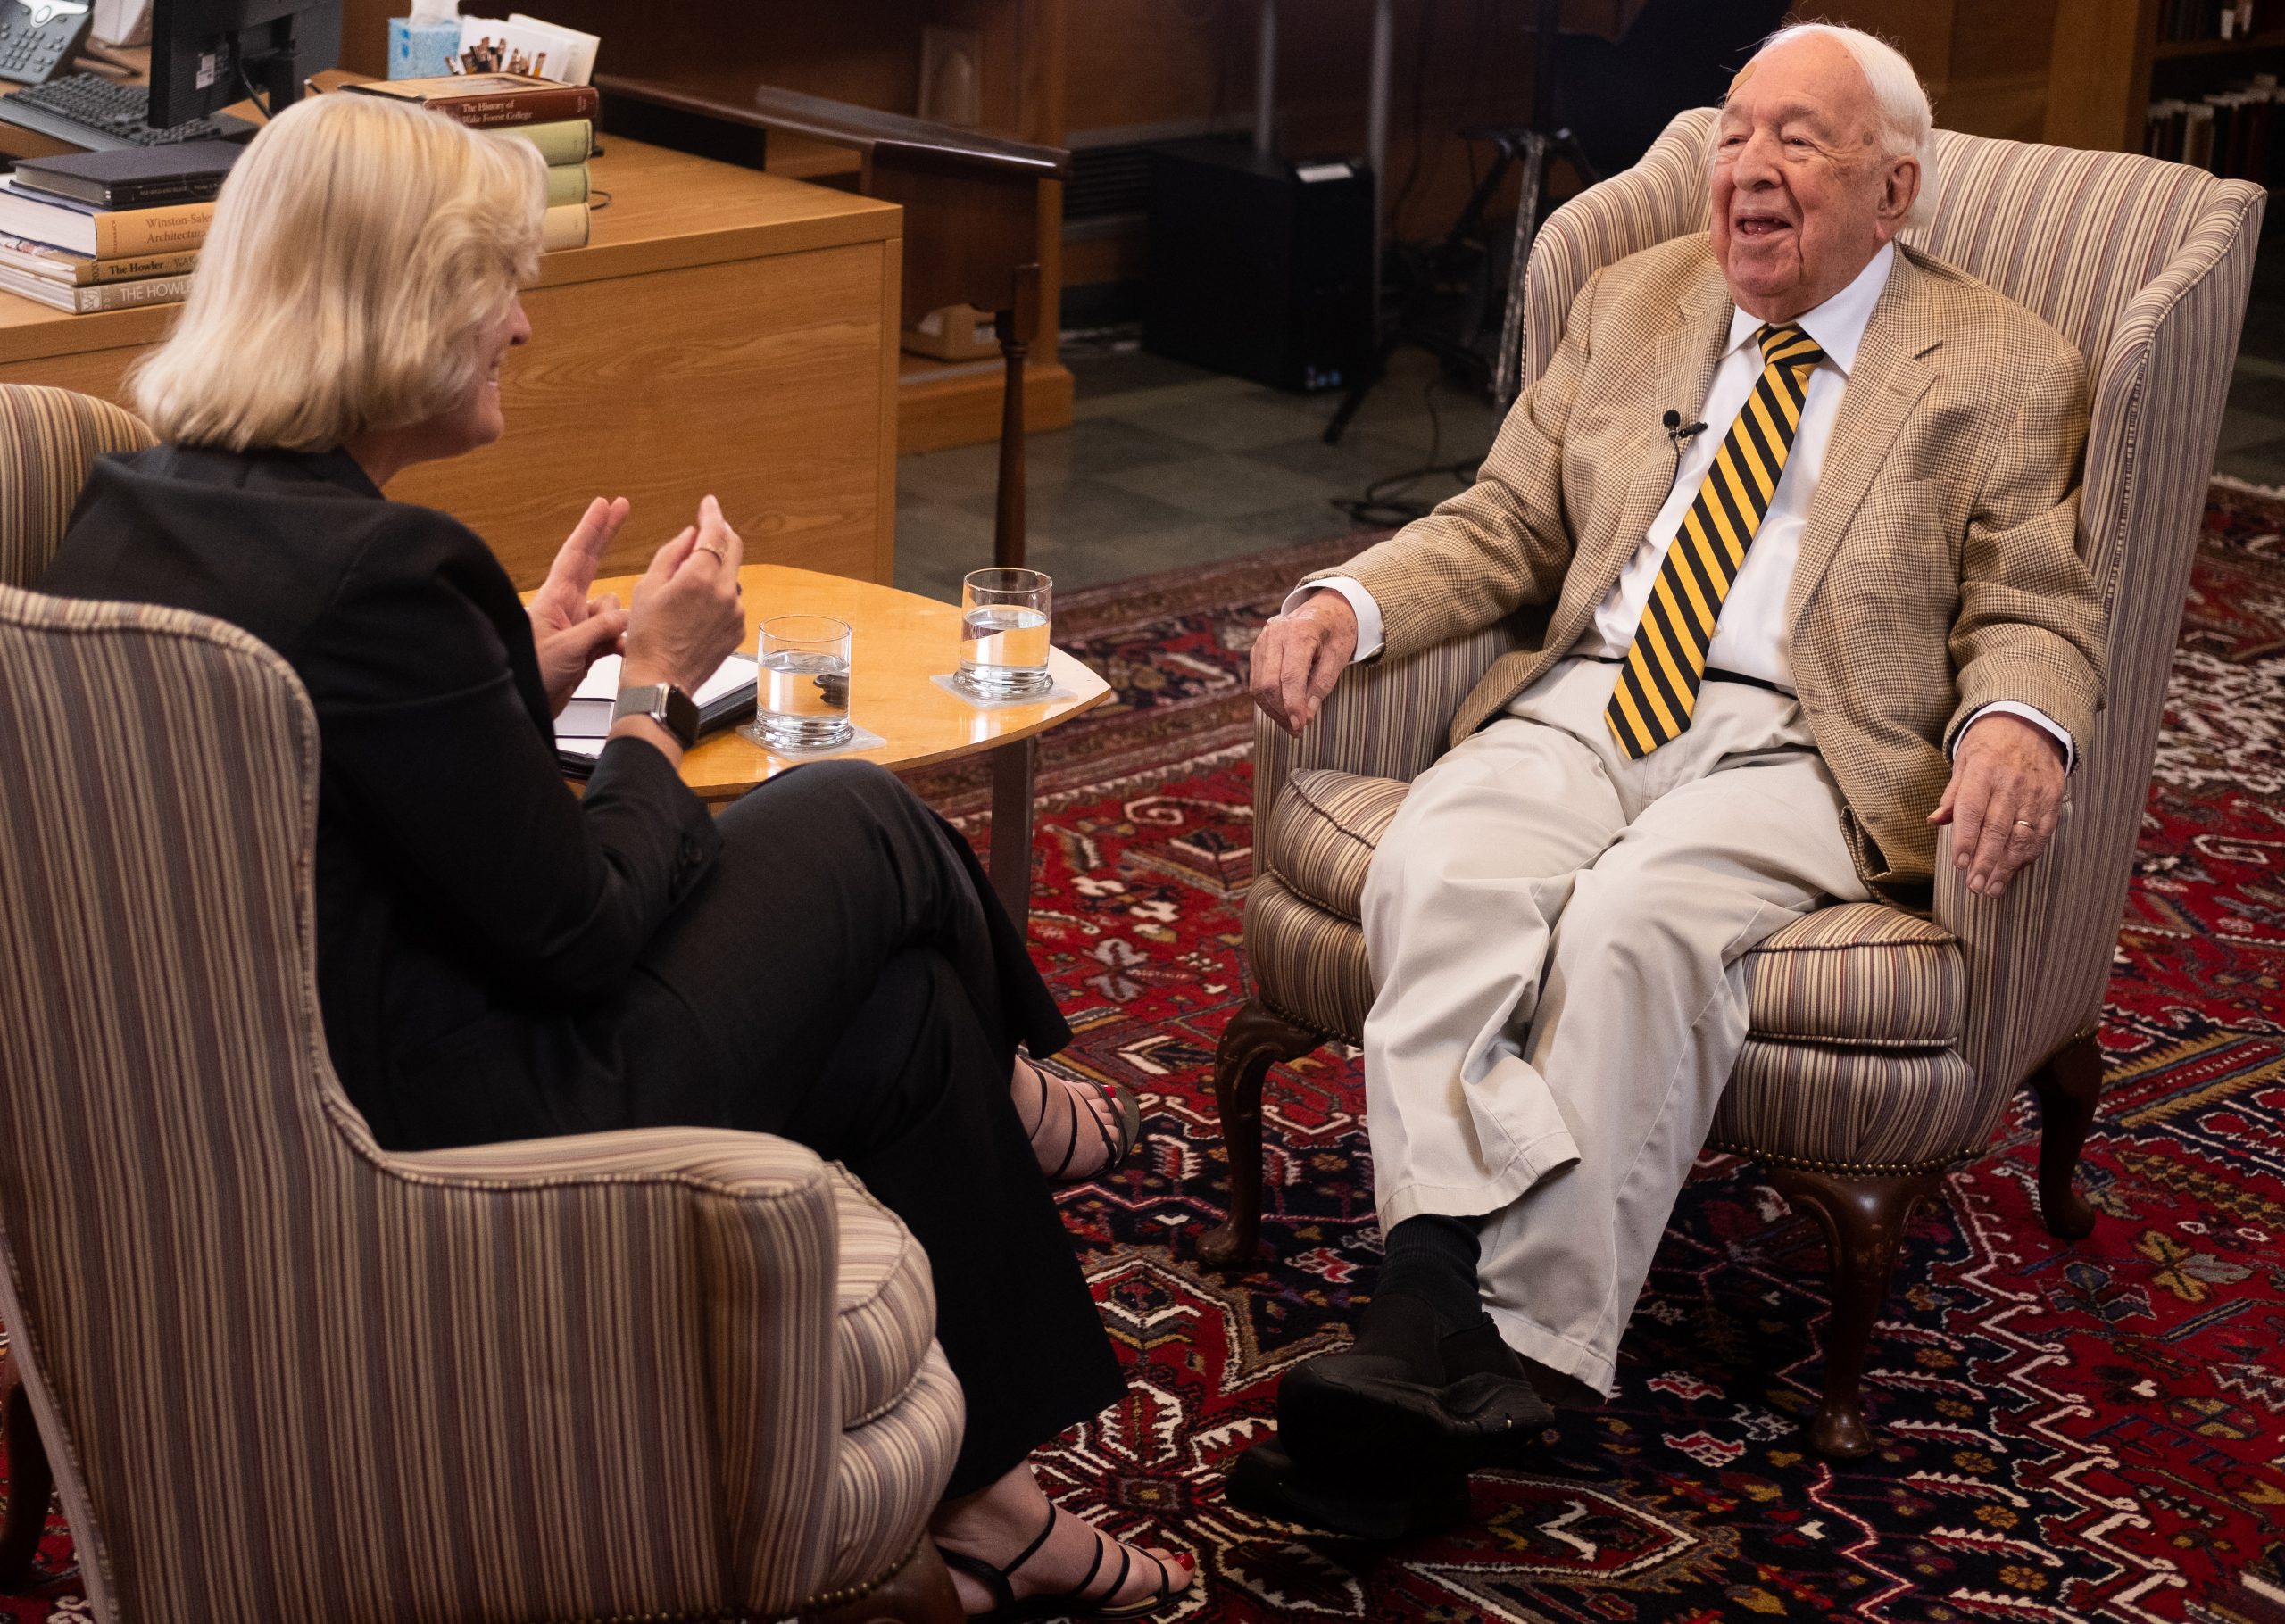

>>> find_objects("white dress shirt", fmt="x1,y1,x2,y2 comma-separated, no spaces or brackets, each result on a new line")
1295,242,2072,764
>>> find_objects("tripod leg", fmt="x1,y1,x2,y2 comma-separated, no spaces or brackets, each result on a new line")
1492,134,1548,410
1322,336,1399,447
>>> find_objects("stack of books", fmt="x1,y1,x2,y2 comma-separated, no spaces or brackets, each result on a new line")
343,73,602,252
2148,74,2282,182
2158,0,2281,43
0,141,237,314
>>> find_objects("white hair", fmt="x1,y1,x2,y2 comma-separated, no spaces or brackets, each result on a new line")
1741,21,1937,227
130,94,544,452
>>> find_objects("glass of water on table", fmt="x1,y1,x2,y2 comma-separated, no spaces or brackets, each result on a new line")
752,614,853,750
957,568,1053,700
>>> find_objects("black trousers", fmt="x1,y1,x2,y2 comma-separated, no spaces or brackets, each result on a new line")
606,759,1122,1498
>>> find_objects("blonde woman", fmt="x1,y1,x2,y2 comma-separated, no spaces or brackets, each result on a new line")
41,93,1188,1620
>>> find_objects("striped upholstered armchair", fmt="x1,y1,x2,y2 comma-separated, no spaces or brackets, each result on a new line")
0,384,154,588
1204,110,2264,1456
0,409,963,1621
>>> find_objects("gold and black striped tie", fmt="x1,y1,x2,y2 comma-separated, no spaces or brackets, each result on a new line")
1605,321,1826,758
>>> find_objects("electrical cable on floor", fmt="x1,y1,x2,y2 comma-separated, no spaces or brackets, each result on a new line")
1334,372,1489,527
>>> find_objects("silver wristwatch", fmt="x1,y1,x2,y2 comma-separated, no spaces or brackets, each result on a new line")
612,682,700,749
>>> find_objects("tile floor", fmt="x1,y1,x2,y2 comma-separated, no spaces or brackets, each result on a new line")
893,226,2285,603
893,340,1504,603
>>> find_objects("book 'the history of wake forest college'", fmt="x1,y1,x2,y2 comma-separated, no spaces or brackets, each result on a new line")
342,75,597,249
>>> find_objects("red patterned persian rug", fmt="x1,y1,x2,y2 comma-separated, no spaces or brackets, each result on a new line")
4,488,2283,1622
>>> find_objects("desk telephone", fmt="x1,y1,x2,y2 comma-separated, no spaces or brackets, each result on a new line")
0,0,93,86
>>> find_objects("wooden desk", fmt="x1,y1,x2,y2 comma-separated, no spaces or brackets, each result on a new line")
0,130,905,591
571,563,1110,927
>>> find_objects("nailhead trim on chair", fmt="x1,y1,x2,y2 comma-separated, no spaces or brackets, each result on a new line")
1246,985,1979,1179
1710,1141,1965,1178
1257,991,1345,1048
797,1536,925,1615
544,1537,928,1624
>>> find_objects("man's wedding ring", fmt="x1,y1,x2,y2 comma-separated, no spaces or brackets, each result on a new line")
2013,818,2034,827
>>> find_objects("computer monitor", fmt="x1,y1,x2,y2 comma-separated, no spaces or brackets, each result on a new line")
147,0,344,128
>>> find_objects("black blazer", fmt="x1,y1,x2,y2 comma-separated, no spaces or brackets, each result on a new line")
40,445,722,1149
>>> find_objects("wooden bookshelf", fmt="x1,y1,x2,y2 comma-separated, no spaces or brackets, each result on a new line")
2154,27,2285,59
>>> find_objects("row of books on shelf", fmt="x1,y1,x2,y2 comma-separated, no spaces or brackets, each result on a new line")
2146,77,2285,181
2159,0,2282,42
0,73,601,317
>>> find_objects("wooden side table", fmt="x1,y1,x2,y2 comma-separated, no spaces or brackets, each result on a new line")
574,563,1109,929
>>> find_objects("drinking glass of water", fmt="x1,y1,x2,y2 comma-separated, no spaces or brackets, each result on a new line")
752,615,852,750
958,568,1052,700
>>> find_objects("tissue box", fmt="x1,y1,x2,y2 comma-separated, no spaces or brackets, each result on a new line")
388,16,462,79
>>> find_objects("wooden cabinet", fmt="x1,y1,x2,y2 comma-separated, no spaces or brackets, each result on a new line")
0,135,905,591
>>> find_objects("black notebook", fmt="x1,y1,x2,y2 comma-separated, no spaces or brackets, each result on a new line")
11,141,243,210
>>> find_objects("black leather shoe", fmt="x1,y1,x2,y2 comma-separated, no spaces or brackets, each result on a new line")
1276,1304,1553,1476
1225,1439,1469,1540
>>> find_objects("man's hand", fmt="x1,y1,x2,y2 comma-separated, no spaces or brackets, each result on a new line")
1930,712,2068,899
1249,588,1359,735
528,495,632,715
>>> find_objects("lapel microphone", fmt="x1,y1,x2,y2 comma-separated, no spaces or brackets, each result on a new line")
1663,410,1708,445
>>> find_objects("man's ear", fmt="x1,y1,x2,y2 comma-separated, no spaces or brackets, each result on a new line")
1877,153,1921,236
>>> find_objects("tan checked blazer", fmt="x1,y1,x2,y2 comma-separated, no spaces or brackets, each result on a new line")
1316,235,2109,892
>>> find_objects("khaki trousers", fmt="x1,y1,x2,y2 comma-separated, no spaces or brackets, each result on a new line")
1359,657,1869,1395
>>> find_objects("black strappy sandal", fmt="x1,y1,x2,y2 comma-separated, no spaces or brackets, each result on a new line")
1021,1055,1142,1183
939,1504,1188,1621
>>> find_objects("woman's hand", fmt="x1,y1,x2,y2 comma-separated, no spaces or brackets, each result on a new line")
528,496,632,714
621,494,746,697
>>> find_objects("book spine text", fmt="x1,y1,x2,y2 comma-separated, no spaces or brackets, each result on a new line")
540,203,589,253
429,87,601,128
92,205,213,259
498,119,592,166
544,163,589,207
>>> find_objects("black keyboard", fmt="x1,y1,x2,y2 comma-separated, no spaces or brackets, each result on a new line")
0,73,252,150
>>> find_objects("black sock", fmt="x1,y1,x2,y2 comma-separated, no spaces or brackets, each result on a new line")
1439,1319,1529,1383
1378,1214,1484,1324
1351,1214,1489,1374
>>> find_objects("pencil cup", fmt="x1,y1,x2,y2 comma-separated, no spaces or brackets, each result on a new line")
957,568,1053,700
752,616,852,750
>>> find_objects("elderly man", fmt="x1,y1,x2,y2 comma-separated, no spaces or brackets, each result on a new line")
1233,23,2105,1531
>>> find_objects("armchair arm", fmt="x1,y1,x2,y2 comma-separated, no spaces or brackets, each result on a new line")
370,1122,853,1615
1930,798,2108,1155
1254,622,1526,831
1930,172,2265,1160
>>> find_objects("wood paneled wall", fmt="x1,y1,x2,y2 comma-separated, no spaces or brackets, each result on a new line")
1066,0,1547,246
332,0,2151,319
1795,0,2155,151
338,0,1059,141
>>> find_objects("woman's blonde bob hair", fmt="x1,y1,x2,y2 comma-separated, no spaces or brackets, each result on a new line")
130,91,546,452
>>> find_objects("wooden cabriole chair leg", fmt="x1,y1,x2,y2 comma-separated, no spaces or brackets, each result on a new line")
808,1537,963,1624
2028,1030,2103,1240
1766,1164,1947,1462
1199,998,1325,1269
0,1346,54,1592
